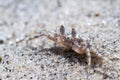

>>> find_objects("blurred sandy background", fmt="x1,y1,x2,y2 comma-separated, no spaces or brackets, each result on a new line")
0,0,120,80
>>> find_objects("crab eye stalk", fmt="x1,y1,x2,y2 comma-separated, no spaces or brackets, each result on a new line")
71,28,76,38
60,25,65,35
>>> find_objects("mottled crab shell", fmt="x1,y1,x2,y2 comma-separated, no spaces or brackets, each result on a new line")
14,25,103,67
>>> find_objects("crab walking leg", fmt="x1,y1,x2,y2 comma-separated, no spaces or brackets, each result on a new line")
90,47,111,63
86,48,91,67
14,33,44,44
36,31,58,42
44,34,57,42
27,31,57,42
90,47,102,58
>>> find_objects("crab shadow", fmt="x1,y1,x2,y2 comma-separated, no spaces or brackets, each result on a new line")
35,46,103,68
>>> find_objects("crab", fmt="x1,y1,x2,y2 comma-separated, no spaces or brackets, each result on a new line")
35,25,102,67
14,25,103,67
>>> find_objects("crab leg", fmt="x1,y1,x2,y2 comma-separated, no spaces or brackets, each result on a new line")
35,30,58,42
90,47,102,58
44,34,57,42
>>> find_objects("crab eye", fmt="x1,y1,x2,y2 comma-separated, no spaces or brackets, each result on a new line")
66,36,71,41
66,37,70,39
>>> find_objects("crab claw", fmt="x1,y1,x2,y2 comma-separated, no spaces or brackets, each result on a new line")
72,44,85,54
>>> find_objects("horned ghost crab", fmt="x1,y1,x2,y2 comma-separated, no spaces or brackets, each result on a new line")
15,25,103,67
36,25,103,67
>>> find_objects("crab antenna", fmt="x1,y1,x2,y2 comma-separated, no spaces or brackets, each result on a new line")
60,25,65,35
71,28,76,38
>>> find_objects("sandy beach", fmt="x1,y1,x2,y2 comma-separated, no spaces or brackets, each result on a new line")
0,0,120,80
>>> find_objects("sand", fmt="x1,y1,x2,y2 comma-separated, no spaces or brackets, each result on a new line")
0,0,120,80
